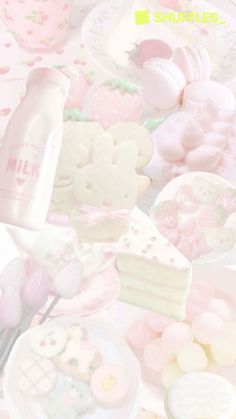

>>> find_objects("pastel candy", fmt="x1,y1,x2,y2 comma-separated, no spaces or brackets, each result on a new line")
180,120,204,150
205,131,227,149
208,298,231,321
210,322,236,366
206,227,236,252
186,281,215,320
158,134,186,163
185,145,222,171
146,313,172,333
91,364,130,407
144,338,172,372
177,343,208,373
30,327,67,358
192,311,224,345
161,323,193,354
161,361,183,389
127,320,156,349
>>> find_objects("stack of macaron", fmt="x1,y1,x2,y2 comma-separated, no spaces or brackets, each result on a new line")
143,43,235,111
4,318,140,419
127,280,236,390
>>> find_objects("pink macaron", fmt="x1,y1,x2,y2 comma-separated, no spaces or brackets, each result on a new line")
91,364,130,407
172,44,211,83
143,59,186,110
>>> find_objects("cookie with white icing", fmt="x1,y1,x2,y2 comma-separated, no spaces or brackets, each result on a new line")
116,208,192,320
108,122,153,168
70,134,149,242
165,373,236,419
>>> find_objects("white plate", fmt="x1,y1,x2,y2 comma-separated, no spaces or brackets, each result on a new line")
82,0,236,86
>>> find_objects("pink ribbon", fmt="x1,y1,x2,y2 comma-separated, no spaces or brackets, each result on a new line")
75,204,130,225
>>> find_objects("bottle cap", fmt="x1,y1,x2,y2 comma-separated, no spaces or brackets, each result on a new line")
27,67,70,96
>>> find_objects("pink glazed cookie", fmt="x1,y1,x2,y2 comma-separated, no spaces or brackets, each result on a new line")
91,364,130,407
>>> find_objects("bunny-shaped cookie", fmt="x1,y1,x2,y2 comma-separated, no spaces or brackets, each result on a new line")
70,134,149,242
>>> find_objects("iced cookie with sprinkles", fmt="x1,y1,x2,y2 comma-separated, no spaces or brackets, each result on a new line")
116,208,192,320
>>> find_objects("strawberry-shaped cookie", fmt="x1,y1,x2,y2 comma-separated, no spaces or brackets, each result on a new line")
90,79,142,128
197,205,226,229
60,66,89,110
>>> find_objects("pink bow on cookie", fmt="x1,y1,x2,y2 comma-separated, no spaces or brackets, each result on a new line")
75,205,130,225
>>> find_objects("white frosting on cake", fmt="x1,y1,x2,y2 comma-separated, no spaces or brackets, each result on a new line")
115,208,192,319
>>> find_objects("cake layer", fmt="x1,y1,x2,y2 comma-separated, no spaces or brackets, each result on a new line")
115,208,192,319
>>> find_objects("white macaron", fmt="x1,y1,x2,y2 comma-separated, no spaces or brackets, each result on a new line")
143,58,186,110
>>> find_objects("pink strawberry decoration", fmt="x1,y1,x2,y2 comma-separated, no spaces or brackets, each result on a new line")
154,201,178,229
60,66,89,109
177,227,209,261
177,219,210,260
90,79,142,128
197,205,226,228
176,184,199,213
220,189,236,213
130,39,172,68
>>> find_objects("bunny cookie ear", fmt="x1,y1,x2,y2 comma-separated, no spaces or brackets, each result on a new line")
92,133,114,165
114,141,138,169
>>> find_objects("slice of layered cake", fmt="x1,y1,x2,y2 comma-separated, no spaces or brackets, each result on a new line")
116,208,192,320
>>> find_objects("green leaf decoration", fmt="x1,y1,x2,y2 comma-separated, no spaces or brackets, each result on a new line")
144,118,165,132
103,79,138,95
64,109,91,122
